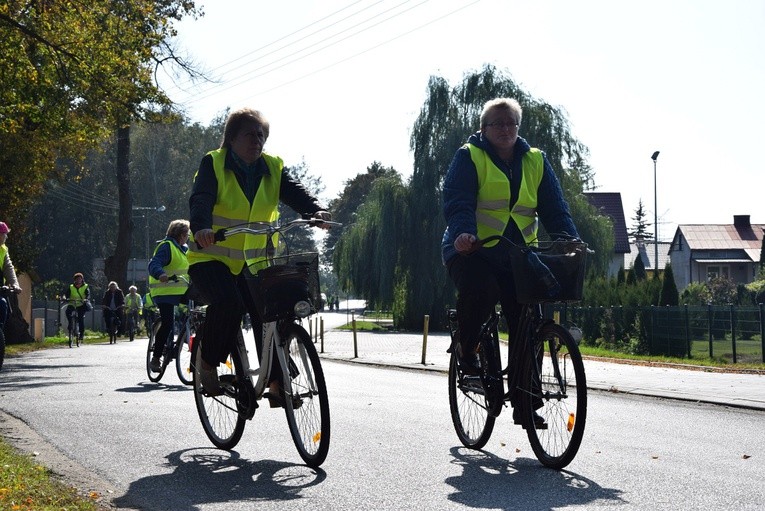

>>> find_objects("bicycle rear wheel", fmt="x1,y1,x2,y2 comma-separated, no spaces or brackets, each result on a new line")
146,321,166,382
280,323,330,467
192,331,247,450
520,323,587,470
448,352,496,449
175,325,193,385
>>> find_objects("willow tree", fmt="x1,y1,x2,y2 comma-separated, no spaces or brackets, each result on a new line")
333,175,407,310
399,64,610,329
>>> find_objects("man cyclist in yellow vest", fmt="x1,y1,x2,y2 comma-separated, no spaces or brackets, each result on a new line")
147,219,190,372
441,98,580,417
62,272,91,342
189,107,330,398
125,285,143,336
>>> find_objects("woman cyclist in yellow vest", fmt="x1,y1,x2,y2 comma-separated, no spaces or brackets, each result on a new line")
62,272,91,341
441,98,580,382
147,219,190,372
189,107,330,399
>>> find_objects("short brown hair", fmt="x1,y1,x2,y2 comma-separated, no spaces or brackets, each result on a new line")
220,108,270,149
166,219,190,239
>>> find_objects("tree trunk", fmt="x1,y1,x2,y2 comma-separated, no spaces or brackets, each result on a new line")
104,125,133,291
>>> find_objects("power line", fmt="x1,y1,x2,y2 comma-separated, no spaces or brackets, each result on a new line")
235,0,481,102
167,0,475,109
174,0,430,106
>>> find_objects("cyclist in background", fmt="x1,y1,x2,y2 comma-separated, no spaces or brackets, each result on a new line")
62,272,91,343
101,281,124,339
125,285,143,336
148,219,190,373
441,97,579,377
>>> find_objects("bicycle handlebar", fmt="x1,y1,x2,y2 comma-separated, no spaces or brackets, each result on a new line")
196,218,342,249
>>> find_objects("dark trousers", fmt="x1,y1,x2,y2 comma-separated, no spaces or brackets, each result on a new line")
153,303,176,357
446,254,522,353
189,261,280,381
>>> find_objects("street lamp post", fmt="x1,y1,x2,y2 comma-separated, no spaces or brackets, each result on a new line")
651,151,660,278
132,205,166,261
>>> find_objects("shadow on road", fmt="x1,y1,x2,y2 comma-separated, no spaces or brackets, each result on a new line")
113,447,326,511
116,381,191,393
445,446,624,510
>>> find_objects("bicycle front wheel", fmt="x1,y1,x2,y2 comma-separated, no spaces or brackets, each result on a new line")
520,323,587,470
280,323,330,468
192,331,247,450
448,352,496,449
175,325,194,386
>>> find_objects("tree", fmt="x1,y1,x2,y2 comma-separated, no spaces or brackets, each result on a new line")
633,253,648,281
658,263,679,306
1,1,201,285
325,162,400,260
627,199,653,242
279,160,326,254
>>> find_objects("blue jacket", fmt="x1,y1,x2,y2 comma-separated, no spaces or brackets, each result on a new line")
441,132,578,264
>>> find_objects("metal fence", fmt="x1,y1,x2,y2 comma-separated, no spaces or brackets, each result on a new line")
553,303,765,364
31,299,107,338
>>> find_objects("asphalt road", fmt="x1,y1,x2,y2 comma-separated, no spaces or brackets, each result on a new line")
1,326,765,510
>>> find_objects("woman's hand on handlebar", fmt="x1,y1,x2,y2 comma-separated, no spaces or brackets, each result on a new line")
313,210,333,230
454,233,479,255
194,228,216,249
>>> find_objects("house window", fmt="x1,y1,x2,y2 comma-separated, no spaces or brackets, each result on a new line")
707,265,730,280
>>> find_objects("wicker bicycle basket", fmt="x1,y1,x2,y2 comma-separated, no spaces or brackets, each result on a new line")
508,240,588,304
246,252,321,322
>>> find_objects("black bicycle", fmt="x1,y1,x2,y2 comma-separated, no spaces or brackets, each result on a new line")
448,234,589,470
146,289,195,385
191,218,339,468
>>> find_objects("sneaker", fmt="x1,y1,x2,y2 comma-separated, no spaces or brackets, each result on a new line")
149,355,162,372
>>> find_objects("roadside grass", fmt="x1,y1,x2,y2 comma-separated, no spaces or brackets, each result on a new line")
5,330,122,357
0,438,101,511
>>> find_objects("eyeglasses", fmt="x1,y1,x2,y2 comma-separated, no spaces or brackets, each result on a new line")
485,121,519,130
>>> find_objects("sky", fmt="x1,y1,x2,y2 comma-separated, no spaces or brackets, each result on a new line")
160,0,765,242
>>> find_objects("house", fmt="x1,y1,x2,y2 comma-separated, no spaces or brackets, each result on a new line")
625,241,671,274
669,215,764,290
583,192,631,278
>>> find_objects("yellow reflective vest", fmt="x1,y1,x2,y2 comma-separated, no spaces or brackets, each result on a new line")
0,244,6,280
187,148,282,274
148,240,189,297
68,283,89,307
468,143,544,246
